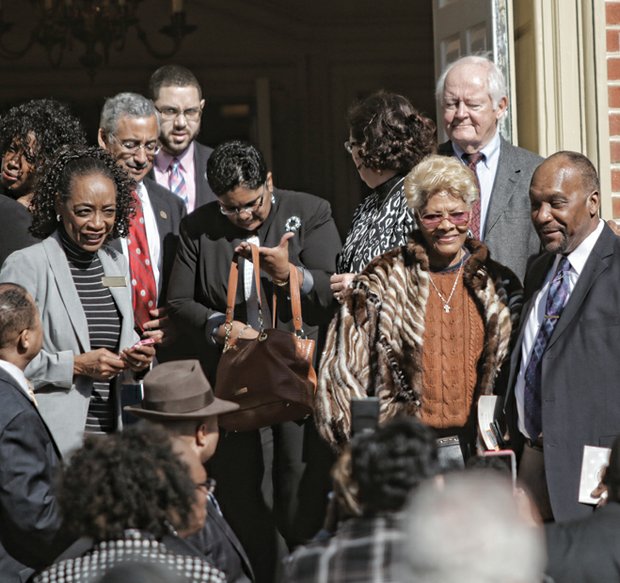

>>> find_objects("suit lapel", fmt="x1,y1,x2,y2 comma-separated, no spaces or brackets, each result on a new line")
547,226,614,350
43,234,90,352
144,179,168,246
484,138,518,237
0,367,62,459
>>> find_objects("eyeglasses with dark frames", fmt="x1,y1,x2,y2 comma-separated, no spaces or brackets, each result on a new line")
156,106,202,121
219,185,267,216
417,210,471,229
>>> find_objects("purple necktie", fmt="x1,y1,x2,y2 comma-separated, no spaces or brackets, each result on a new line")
523,256,572,438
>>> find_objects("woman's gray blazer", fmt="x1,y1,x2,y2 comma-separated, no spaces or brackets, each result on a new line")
0,232,138,457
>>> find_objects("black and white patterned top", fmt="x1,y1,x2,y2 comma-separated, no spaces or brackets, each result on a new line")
336,174,416,274
60,229,121,435
34,529,227,583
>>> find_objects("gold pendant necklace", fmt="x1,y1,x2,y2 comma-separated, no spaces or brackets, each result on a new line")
428,254,465,313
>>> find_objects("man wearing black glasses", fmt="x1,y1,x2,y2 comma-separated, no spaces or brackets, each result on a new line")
98,92,186,338
149,64,216,212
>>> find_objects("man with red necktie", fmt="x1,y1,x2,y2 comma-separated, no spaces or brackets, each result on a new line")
98,92,186,339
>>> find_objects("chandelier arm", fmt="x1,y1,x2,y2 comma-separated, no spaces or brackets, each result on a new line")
134,23,182,59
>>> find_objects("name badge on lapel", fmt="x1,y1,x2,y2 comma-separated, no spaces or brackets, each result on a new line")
102,276,128,288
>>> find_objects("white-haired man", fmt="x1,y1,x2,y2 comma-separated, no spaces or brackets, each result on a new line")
437,55,542,282
401,472,545,583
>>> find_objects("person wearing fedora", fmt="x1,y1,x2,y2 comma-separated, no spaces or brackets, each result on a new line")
125,359,255,583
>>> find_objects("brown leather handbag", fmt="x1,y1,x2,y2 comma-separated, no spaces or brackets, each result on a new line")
214,244,317,431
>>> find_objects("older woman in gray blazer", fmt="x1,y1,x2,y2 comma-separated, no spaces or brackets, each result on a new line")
0,146,155,457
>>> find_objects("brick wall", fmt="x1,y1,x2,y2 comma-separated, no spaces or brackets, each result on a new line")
608,1,620,217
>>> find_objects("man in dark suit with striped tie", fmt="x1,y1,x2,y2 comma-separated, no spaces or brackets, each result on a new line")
125,360,255,583
505,152,620,523
0,283,65,581
148,64,217,213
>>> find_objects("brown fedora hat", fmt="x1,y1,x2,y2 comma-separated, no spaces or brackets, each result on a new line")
124,359,239,420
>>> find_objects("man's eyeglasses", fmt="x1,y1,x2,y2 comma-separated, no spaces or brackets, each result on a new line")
156,106,202,121
219,187,266,216
344,140,360,154
417,210,471,229
108,135,160,156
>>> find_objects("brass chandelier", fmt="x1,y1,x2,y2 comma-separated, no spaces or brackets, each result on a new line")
0,0,195,75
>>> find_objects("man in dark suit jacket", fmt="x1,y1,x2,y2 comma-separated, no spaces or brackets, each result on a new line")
98,92,185,337
124,360,254,583
148,65,216,212
0,283,64,581
545,435,620,582
504,151,620,522
437,55,542,282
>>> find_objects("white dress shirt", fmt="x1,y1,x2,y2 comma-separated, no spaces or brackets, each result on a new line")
514,219,605,438
453,130,501,239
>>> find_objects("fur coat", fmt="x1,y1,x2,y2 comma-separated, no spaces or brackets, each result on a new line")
315,234,523,447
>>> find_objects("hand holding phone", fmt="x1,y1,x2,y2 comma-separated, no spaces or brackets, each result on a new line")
121,337,156,372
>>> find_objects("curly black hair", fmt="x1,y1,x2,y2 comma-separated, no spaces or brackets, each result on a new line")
350,416,439,515
58,423,197,541
206,140,267,196
29,145,136,239
0,98,86,187
347,90,436,174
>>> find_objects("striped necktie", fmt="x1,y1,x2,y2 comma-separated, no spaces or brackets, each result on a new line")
523,256,572,438
169,158,188,207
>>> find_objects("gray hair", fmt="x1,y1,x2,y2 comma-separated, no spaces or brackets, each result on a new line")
436,54,507,112
99,92,160,135
400,472,545,583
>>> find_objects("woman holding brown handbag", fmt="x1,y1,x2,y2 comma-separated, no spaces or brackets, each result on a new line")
166,140,341,583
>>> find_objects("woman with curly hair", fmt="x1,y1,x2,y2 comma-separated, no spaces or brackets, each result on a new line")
35,423,226,583
331,91,436,301
0,98,87,208
317,155,522,459
0,146,155,457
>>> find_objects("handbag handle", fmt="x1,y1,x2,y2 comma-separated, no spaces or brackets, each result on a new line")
223,244,305,344
272,263,305,337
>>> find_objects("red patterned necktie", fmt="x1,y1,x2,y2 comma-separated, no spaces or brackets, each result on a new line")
462,152,485,239
127,191,157,333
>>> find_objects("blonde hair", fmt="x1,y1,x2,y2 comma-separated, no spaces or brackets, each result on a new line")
404,155,479,212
